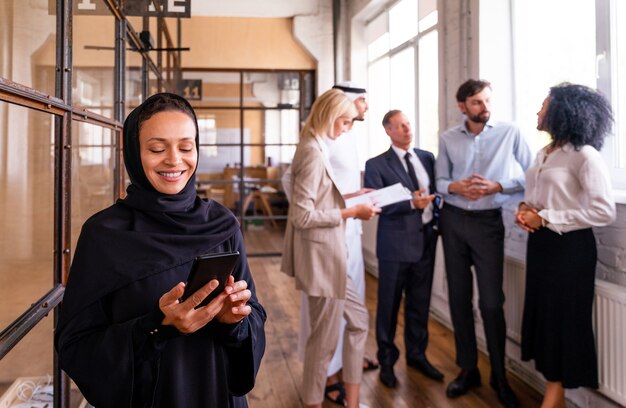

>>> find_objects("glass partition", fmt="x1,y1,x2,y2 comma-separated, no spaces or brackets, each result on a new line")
148,66,161,97
126,33,144,109
0,102,55,326
70,121,115,248
185,69,313,254
73,14,117,119
263,109,300,166
184,71,241,107
0,0,56,95
243,72,301,108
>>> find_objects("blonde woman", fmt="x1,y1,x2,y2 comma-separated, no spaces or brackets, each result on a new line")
282,89,379,408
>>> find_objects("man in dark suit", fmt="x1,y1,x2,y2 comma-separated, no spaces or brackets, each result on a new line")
364,109,443,388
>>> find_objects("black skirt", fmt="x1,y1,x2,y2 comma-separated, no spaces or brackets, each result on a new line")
521,227,598,388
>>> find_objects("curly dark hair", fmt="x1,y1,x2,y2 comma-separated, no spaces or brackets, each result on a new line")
543,83,613,150
456,79,491,102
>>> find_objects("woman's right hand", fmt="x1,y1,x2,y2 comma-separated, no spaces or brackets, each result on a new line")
159,280,230,334
515,202,539,232
350,203,381,220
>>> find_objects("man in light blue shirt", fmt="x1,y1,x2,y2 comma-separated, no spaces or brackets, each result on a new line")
435,79,532,408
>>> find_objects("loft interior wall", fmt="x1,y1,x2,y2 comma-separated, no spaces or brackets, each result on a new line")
71,16,317,70
169,17,316,70
72,15,116,68
186,0,334,92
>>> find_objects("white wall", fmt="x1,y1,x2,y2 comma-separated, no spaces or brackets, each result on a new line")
293,0,335,92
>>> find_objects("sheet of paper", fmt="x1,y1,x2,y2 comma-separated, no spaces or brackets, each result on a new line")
345,182,413,208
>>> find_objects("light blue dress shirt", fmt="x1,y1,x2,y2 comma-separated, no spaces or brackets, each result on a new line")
435,120,533,210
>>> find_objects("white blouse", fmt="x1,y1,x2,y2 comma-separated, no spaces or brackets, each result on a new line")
524,143,616,234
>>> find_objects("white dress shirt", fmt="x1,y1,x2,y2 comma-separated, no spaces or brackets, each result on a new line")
327,129,363,237
524,143,616,234
391,145,433,224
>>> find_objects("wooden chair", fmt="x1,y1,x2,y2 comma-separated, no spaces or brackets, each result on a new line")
222,166,280,228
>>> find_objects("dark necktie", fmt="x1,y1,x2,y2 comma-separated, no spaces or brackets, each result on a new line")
404,152,420,191
405,151,440,229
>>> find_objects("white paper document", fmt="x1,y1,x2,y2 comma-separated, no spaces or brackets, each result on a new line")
345,182,413,208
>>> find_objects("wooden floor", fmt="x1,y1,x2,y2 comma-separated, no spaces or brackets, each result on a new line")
246,247,543,408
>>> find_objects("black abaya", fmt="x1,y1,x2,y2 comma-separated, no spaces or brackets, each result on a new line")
55,93,266,407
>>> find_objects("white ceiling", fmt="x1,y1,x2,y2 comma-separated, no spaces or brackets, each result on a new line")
191,0,320,18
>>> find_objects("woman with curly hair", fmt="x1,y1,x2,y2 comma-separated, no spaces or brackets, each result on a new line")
515,83,616,408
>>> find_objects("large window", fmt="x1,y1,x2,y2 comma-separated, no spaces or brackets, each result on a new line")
597,0,626,190
504,0,626,192
510,0,596,154
365,0,438,158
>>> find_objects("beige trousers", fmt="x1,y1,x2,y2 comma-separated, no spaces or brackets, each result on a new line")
301,277,369,405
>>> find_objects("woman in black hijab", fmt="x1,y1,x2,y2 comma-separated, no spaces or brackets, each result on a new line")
55,93,266,408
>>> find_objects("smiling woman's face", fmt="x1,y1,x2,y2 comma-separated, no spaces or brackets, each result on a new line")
139,110,197,194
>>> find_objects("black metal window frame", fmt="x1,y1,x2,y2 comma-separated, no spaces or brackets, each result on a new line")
0,1,178,406
182,67,315,257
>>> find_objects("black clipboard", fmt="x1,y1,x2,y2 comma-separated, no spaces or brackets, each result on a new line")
181,251,240,308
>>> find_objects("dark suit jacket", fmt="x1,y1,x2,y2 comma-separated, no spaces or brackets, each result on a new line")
364,147,436,263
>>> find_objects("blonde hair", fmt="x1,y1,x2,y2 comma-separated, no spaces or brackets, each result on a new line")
301,89,358,138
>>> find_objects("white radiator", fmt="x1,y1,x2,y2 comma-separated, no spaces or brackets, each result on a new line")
502,263,626,407
502,259,526,344
594,279,626,407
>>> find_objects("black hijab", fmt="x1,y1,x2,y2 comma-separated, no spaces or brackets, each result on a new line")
58,93,239,327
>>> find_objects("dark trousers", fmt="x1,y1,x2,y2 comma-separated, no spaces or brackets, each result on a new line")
439,205,507,379
376,223,437,366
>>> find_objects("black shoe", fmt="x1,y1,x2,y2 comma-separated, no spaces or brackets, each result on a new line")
407,356,444,381
379,365,397,388
324,382,346,406
446,368,481,398
490,376,519,408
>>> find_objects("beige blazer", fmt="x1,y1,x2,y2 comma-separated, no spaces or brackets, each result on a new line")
281,134,347,298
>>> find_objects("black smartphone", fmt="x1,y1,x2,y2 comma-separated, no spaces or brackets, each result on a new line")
181,251,240,308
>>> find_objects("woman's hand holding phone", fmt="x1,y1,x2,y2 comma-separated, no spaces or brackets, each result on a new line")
215,275,253,324
159,280,230,334
159,276,251,333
